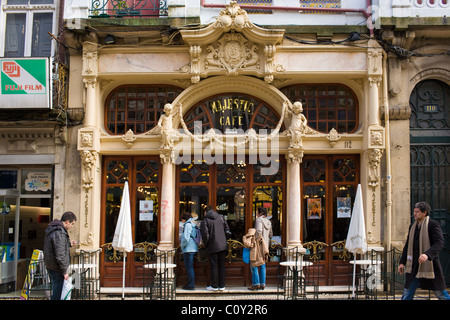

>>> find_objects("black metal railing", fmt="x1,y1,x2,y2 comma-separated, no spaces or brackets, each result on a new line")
89,0,168,18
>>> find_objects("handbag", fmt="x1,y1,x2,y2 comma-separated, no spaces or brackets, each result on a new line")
243,247,250,264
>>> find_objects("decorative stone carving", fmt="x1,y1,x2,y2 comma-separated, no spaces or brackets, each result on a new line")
157,103,179,150
369,127,385,149
82,49,98,77
327,128,342,147
366,148,383,188
367,40,383,76
78,128,99,151
205,32,260,76
80,150,98,189
122,129,136,148
160,150,175,165
283,101,307,149
286,147,304,164
370,130,384,148
180,1,284,84
80,131,93,149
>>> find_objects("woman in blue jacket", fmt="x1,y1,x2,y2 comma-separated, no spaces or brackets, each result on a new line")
180,212,199,290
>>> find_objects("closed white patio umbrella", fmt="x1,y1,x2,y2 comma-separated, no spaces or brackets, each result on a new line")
112,181,133,299
345,184,368,298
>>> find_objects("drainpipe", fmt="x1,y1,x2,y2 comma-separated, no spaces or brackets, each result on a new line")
200,0,374,36
382,50,392,251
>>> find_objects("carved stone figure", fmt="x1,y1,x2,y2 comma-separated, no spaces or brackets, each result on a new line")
157,103,178,150
81,150,97,188
285,101,307,149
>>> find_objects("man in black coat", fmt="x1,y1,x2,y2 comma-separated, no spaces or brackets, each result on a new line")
44,211,77,300
200,206,230,291
399,202,450,300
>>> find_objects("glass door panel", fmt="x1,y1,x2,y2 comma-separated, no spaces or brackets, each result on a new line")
332,184,355,242
303,186,326,243
179,186,209,220
252,186,282,244
135,186,158,243
134,186,158,262
104,186,126,262
332,184,355,261
179,185,209,242
216,186,245,241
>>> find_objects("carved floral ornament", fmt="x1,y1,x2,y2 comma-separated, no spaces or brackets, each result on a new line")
180,1,284,84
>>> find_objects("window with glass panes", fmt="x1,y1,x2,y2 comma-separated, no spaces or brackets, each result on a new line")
2,0,54,57
105,85,183,135
281,84,358,134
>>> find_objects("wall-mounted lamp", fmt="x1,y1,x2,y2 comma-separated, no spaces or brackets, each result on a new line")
105,34,115,45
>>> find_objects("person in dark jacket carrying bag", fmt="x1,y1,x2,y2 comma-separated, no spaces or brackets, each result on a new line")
43,211,77,300
398,202,450,300
200,206,230,291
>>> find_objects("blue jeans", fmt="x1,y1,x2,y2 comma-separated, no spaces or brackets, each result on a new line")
183,252,196,288
402,277,450,300
251,264,266,287
48,269,64,300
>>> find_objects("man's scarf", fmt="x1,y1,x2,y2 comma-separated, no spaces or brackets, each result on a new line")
405,216,435,279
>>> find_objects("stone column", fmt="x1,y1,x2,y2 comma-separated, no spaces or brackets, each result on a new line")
365,40,385,248
368,76,382,126
159,150,175,249
285,148,306,251
77,40,100,250
81,41,98,128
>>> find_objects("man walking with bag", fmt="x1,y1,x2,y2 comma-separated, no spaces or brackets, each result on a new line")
398,202,450,300
201,206,230,291
44,211,77,300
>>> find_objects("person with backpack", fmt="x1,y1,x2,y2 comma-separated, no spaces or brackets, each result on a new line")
180,212,199,290
248,207,272,290
200,206,231,291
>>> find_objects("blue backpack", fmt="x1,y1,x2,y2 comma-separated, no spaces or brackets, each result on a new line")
192,226,203,247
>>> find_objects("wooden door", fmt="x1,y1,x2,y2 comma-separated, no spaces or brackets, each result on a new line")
100,156,161,287
301,154,360,285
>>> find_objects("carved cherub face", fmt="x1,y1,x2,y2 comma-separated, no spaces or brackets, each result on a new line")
164,103,173,114
292,101,303,114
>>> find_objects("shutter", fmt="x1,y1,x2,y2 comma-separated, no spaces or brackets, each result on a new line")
5,14,26,57
31,13,53,57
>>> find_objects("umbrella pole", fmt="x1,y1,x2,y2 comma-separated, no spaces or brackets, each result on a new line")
352,255,356,298
122,252,126,300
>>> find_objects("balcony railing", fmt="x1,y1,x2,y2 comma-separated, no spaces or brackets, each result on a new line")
89,0,168,18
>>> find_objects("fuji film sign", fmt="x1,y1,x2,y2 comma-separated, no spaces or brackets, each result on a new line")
0,58,51,109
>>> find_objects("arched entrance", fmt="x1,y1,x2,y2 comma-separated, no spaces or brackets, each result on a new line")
175,90,285,287
410,79,450,285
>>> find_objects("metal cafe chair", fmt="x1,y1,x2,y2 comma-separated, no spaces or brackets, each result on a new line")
143,248,177,300
278,246,307,300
